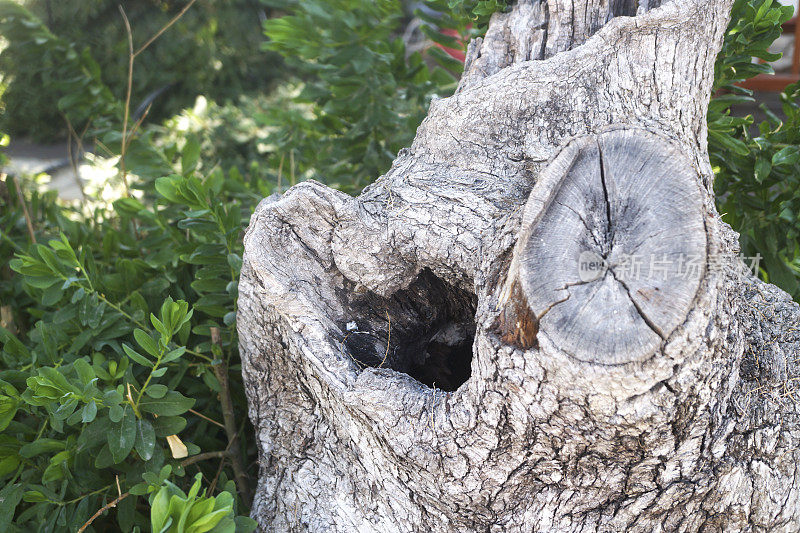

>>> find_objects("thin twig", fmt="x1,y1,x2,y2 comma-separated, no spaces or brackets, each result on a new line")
180,450,229,468
289,149,296,186
8,174,36,243
134,0,199,58
77,492,129,533
117,5,134,197
127,103,153,142
189,408,225,429
276,153,284,192
210,327,252,504
66,131,77,194
116,0,197,198
63,115,89,202
202,435,236,493
208,453,227,495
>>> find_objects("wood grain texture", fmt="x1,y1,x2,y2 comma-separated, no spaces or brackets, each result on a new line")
460,0,641,91
238,1,800,531
514,128,706,364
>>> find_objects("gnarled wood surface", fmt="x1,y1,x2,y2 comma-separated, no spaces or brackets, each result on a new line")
503,128,707,365
238,0,800,531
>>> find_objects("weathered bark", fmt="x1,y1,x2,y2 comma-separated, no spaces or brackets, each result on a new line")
238,0,800,531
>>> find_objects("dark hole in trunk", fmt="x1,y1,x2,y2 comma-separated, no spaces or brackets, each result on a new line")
338,269,477,392
611,0,641,17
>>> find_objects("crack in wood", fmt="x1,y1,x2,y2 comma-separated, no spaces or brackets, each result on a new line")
597,140,614,256
506,128,706,364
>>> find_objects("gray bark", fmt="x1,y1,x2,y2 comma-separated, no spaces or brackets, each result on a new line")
238,0,800,531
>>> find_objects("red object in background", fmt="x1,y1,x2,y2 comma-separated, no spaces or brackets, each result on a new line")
433,19,800,89
434,27,467,63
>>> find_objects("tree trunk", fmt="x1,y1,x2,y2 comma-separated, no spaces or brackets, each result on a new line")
238,1,800,531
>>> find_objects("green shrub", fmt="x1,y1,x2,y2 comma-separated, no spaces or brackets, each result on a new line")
0,1,120,140
1,0,282,140
151,93,281,189
1,135,262,528
256,0,509,192
259,0,441,191
148,473,255,533
710,0,800,298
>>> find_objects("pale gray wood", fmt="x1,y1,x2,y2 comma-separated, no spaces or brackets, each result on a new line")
238,1,800,531
460,0,641,92
513,128,706,364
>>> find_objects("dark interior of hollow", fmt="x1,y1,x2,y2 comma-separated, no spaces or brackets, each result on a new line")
339,269,477,392
612,0,642,17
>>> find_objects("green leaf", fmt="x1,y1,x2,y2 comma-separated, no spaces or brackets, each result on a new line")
772,146,800,167
114,197,146,215
109,403,124,423
227,254,242,272
754,157,771,183
108,406,136,463
129,483,150,496
72,358,95,386
139,391,195,416
161,347,186,364
118,491,137,531
155,176,182,203
20,439,65,458
22,490,49,503
0,394,19,431
82,400,97,423
150,485,172,533
134,329,161,358
182,136,202,175
709,129,751,156
42,460,65,483
191,278,229,293
94,444,114,469
38,366,79,395
123,344,154,368
104,389,124,406
152,416,187,437
135,418,156,461
420,24,462,49
41,283,64,306
0,455,21,479
145,384,169,398
151,315,169,338
78,415,111,450
0,484,24,530
234,516,259,532
23,276,59,289
427,45,466,72
37,245,65,276
186,508,230,533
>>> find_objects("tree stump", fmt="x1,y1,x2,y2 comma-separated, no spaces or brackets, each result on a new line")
501,128,707,364
238,1,800,531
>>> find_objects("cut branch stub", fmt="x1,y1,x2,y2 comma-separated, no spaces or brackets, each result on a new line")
505,128,707,364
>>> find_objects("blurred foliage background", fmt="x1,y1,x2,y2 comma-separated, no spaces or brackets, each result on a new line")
0,0,798,531
1,0,281,140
